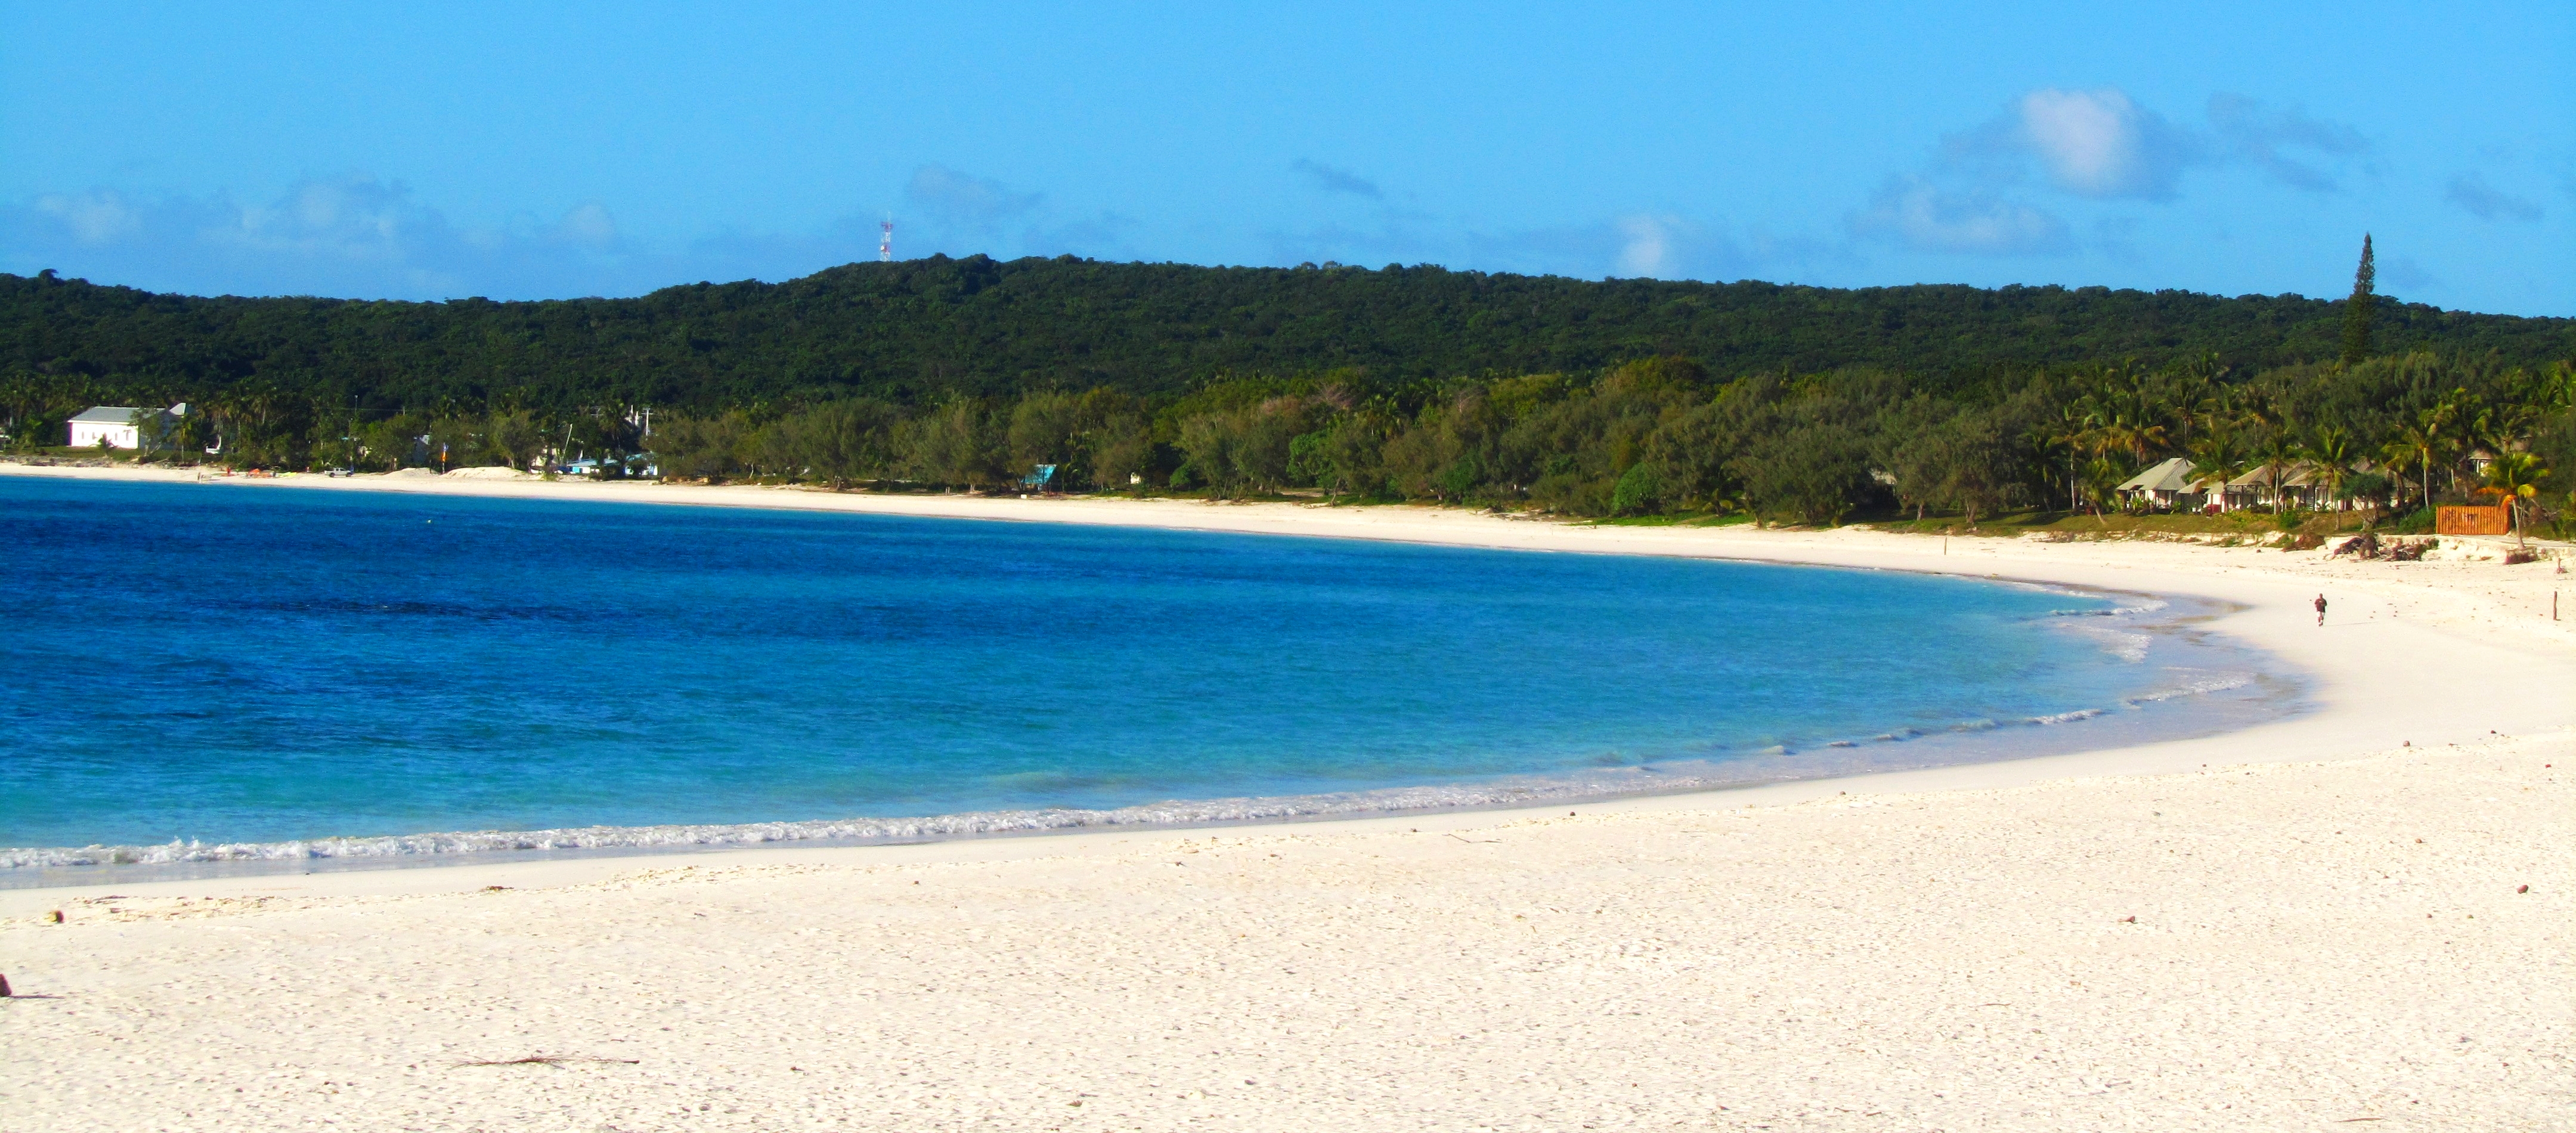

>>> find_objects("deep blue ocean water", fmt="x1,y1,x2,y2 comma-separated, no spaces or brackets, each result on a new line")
0,475,2291,871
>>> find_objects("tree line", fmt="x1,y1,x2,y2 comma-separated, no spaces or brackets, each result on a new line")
12,341,2568,530
2,252,2568,530
631,349,2572,527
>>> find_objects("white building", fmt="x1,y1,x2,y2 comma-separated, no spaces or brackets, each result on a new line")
2114,456,2199,510
67,404,185,450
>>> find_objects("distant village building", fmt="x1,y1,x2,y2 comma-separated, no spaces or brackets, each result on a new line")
2116,454,2390,513
68,407,147,449
66,404,185,450
2114,457,2197,510
2224,463,2326,511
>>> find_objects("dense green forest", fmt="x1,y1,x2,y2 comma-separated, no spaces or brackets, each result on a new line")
2,256,2569,531
7,255,2571,408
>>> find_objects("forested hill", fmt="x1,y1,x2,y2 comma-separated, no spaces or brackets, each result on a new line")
3,256,2569,411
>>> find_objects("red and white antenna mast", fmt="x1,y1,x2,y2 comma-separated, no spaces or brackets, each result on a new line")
879,218,893,262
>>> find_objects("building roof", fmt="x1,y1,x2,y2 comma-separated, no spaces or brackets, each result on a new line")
70,406,143,423
2115,456,2196,493
2225,462,2325,490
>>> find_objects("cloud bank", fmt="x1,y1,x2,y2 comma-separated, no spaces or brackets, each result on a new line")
1853,87,2370,256
1849,178,2073,256
2,175,651,299
0,166,1131,301
1941,88,2197,202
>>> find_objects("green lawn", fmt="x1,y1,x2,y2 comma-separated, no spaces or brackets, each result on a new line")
1865,508,2392,540
1574,513,1757,528
10,445,146,462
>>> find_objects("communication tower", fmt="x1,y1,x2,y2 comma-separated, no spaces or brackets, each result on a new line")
880,219,893,262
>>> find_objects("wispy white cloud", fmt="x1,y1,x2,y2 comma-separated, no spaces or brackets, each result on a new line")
2442,172,2543,223
905,165,1042,234
1933,88,2364,202
1257,208,1839,283
1848,177,2072,257
2021,89,2169,197
550,202,621,250
1,176,645,299
2380,255,2441,292
1942,88,2197,201
1855,88,2370,259
1,167,1118,299
1614,214,1682,277
32,190,147,244
1290,159,1384,200
2205,94,2367,193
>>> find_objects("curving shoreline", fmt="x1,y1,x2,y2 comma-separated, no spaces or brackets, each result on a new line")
1,467,2311,875
3,654,2284,880
2,461,2571,1130
2,463,2566,840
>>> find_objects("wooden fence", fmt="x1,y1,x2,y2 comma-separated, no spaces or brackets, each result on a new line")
2435,505,2510,536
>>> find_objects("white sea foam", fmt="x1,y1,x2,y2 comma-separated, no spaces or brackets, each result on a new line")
0,769,1729,869
2046,599,2169,618
2029,587,2170,663
2123,673,2255,704
0,612,2284,874
2010,577,2168,617
0,663,2277,874
2041,606,2157,663
2053,622,2153,663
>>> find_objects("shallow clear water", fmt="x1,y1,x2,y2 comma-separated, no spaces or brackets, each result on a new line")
0,476,2292,871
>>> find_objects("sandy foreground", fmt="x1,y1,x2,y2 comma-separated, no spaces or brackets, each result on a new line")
2,463,2571,1131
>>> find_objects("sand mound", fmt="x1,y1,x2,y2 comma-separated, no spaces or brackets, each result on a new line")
376,468,441,479
441,466,536,481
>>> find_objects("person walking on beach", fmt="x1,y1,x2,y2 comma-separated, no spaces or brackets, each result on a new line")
2314,593,2327,626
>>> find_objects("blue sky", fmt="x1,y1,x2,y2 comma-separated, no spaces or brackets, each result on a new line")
3,2,2569,314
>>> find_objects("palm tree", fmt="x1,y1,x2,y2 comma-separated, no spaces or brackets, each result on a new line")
2479,450,2549,547
2087,361,2169,472
2077,455,2124,520
2375,439,2420,511
2044,403,2094,515
2157,352,2226,449
2251,425,2301,515
2422,397,2466,500
2187,429,2247,512
2307,426,2357,521
2099,410,2168,474
2383,417,2440,513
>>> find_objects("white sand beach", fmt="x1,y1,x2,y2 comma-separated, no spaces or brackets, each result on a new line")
2,463,2570,1131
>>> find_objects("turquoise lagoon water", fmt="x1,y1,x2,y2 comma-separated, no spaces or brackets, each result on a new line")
0,475,2294,874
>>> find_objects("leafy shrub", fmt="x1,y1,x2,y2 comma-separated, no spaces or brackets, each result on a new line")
1610,462,1669,515
2383,507,2437,535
